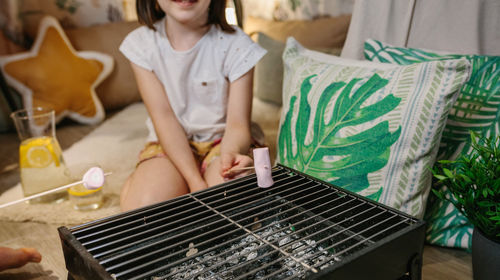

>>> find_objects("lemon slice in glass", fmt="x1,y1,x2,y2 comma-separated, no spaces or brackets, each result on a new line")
68,183,102,197
19,137,60,168
26,145,52,168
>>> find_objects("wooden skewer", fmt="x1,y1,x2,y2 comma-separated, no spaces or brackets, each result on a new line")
223,166,255,176
226,165,274,173
228,166,255,171
0,172,112,209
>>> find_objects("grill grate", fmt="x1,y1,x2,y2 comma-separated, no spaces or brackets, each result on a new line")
59,164,425,280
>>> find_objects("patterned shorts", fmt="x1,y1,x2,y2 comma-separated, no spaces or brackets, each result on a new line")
137,139,222,174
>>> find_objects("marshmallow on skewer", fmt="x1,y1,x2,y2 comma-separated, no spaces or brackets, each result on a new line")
253,147,274,188
82,166,105,190
0,167,110,209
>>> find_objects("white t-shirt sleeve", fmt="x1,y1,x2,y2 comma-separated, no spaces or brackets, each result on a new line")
224,28,267,82
119,27,154,71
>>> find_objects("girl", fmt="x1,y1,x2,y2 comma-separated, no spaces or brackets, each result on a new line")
119,0,266,211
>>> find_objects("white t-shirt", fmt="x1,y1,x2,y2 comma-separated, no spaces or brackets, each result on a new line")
120,18,266,142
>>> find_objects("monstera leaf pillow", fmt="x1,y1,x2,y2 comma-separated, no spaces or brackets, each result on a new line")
364,38,500,250
278,38,471,219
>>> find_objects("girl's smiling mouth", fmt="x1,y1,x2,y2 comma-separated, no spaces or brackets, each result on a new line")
173,0,198,7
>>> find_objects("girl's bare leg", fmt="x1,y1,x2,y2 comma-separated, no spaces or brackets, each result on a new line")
120,156,189,211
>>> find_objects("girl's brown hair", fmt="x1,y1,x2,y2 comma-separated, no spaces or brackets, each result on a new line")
136,0,235,33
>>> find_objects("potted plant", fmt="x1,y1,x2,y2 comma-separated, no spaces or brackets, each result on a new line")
432,131,499,280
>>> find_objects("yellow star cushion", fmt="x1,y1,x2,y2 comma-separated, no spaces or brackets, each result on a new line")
0,16,113,124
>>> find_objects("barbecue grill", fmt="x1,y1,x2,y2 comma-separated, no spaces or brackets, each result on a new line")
59,164,425,280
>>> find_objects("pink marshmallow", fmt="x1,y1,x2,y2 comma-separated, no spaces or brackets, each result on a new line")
253,147,274,188
82,167,105,190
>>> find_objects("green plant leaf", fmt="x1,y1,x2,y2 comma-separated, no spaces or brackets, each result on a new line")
443,168,454,178
434,174,447,181
432,132,500,242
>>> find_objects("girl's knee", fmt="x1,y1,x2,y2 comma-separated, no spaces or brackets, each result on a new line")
120,159,189,211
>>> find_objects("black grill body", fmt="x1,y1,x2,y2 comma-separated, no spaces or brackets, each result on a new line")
59,164,425,280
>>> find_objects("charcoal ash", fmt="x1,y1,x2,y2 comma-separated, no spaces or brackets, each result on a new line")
151,221,337,280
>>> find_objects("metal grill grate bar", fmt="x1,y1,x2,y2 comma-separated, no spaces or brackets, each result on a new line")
156,193,320,279
75,169,287,240
71,168,288,238
80,170,290,249
191,199,382,280
88,206,214,255
190,193,318,272
93,173,317,261
335,217,408,256
308,217,411,273
115,187,395,279
171,200,357,280
228,202,383,280
127,189,355,279
101,179,335,276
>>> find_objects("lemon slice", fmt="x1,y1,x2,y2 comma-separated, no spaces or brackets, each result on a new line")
26,145,52,168
68,183,102,197
19,137,60,168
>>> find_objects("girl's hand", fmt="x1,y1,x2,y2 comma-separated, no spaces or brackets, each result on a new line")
221,153,254,180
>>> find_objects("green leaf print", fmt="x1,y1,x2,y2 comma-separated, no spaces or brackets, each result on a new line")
365,40,500,160
425,189,473,249
442,56,500,159
279,74,402,199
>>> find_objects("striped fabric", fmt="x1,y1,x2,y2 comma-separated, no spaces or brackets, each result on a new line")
364,38,500,250
277,38,470,219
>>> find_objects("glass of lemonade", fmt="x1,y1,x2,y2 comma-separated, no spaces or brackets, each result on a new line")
68,182,104,211
10,107,70,203
67,164,104,211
